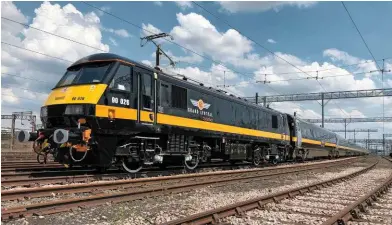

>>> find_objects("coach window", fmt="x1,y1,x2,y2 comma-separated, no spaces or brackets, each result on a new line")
110,65,131,92
272,115,278,129
142,73,152,109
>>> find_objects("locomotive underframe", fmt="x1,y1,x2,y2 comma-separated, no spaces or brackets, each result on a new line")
34,114,294,170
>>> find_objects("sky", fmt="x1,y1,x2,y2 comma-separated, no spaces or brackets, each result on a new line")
1,1,392,145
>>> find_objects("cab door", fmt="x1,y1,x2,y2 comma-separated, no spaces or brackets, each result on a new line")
107,64,133,125
134,67,156,125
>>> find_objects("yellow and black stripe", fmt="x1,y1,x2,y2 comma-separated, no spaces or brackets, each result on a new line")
95,105,365,153
43,84,366,154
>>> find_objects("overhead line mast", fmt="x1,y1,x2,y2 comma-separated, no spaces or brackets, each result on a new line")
140,32,175,68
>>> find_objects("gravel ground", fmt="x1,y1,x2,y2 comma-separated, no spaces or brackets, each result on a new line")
2,157,359,191
1,192,93,208
1,157,378,225
1,157,364,206
222,158,392,225
348,182,392,225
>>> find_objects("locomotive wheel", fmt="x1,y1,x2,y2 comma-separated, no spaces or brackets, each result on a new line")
184,154,199,170
122,160,143,173
253,149,262,166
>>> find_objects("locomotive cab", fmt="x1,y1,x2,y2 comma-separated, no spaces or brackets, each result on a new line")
17,53,164,170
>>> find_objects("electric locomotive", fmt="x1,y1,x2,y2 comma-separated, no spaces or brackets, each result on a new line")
16,53,368,172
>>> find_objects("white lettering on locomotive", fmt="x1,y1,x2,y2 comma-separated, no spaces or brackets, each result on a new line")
111,97,129,106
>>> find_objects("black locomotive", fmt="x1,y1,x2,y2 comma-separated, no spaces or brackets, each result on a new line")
16,53,368,172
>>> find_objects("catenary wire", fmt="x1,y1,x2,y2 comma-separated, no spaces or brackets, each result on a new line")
341,1,386,146
191,1,349,117
2,17,108,53
1,42,73,63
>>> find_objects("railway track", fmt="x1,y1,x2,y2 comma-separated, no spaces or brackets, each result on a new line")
1,162,59,169
1,157,359,220
1,158,353,188
1,152,42,162
161,157,392,225
1,161,254,187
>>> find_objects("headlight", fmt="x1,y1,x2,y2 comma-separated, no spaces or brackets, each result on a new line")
40,106,48,117
65,105,84,115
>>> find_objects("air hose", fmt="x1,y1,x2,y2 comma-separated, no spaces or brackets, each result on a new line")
69,146,88,162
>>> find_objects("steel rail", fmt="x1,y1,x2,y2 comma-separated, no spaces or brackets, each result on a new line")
2,160,48,164
1,158,357,201
1,157,357,187
321,173,392,225
1,162,57,167
1,164,64,170
383,156,392,163
1,158,359,220
160,162,378,225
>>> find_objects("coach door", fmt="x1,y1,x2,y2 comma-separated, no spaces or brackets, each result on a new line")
295,118,302,148
135,67,156,125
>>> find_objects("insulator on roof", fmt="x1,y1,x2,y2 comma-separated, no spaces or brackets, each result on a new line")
199,83,204,86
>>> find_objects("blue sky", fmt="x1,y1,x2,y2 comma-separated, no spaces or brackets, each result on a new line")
2,1,392,142
12,1,392,70
15,1,392,65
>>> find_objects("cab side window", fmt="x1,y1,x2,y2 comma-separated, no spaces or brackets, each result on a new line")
110,65,131,92
142,73,152,109
160,82,171,107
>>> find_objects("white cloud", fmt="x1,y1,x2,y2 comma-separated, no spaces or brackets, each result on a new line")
96,6,110,16
218,1,317,13
162,64,244,96
2,88,20,104
267,39,276,44
102,27,131,38
387,79,392,88
1,1,29,45
114,29,131,38
154,50,203,64
109,37,118,46
141,60,153,67
16,2,110,62
166,12,380,106
141,23,163,37
154,1,163,6
170,13,253,64
141,23,168,46
323,48,379,76
270,102,321,119
175,1,193,10
327,108,366,118
1,2,110,122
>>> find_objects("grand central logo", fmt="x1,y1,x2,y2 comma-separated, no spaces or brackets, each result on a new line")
188,99,213,117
